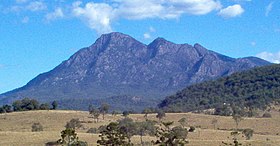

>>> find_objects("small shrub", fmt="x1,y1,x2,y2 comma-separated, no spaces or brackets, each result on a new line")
65,118,83,129
57,128,88,146
86,128,98,134
45,141,59,146
189,126,195,132
262,112,272,118
32,122,43,132
242,128,254,140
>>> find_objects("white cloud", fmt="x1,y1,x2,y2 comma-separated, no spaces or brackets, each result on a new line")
256,51,280,63
265,2,273,16
26,1,47,11
144,33,151,39
45,8,64,21
218,4,244,18
72,2,114,34
72,0,221,34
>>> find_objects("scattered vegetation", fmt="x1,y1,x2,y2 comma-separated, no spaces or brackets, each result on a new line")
65,118,83,130
0,98,57,114
57,128,87,146
31,122,43,132
152,121,188,145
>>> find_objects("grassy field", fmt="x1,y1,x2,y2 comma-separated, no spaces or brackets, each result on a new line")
0,110,280,146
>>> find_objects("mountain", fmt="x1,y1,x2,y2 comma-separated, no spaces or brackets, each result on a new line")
158,64,280,113
0,32,271,111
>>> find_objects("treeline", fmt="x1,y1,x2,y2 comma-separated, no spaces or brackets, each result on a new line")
0,98,57,113
159,64,280,115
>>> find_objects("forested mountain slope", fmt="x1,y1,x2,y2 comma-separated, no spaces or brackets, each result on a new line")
159,64,280,112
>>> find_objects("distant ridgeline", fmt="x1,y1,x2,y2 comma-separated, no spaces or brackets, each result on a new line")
159,64,280,115
0,32,271,111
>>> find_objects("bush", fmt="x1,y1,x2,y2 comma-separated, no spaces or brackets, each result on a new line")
189,126,195,132
262,112,272,118
242,128,254,140
57,128,88,146
65,118,83,129
86,128,98,134
45,141,59,146
32,122,43,132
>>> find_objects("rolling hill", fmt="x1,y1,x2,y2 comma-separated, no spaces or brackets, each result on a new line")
159,64,280,113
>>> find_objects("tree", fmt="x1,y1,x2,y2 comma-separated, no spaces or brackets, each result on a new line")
90,108,100,123
12,100,22,111
232,114,243,130
51,101,58,110
156,110,165,121
122,111,130,118
136,120,157,145
178,117,188,128
65,118,83,130
0,105,12,113
152,121,188,145
57,128,87,146
242,129,254,140
39,103,50,110
111,110,119,116
31,122,43,132
142,108,151,120
12,98,40,111
97,122,133,146
99,103,110,120
118,118,138,143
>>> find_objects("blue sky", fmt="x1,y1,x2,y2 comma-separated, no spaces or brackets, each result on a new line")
0,0,279,94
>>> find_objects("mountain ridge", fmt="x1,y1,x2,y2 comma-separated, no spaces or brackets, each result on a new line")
0,32,271,110
158,64,280,113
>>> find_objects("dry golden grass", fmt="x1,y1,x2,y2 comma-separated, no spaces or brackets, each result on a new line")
0,110,280,145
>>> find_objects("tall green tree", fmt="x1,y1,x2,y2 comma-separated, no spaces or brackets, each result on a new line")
156,110,165,121
152,121,188,145
99,103,110,120
97,122,133,146
51,101,58,110
89,107,100,123
57,128,87,146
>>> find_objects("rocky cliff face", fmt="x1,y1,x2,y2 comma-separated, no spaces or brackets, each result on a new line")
0,32,271,110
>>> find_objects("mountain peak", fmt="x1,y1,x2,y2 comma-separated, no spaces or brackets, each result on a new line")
0,32,271,111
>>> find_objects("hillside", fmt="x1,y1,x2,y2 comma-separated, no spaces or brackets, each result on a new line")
1,110,280,145
159,64,280,112
0,32,270,110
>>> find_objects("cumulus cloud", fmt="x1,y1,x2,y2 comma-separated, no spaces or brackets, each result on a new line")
256,51,280,63
72,2,114,34
265,2,273,16
218,4,244,18
26,1,47,11
45,8,64,21
71,0,221,34
9,1,47,12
